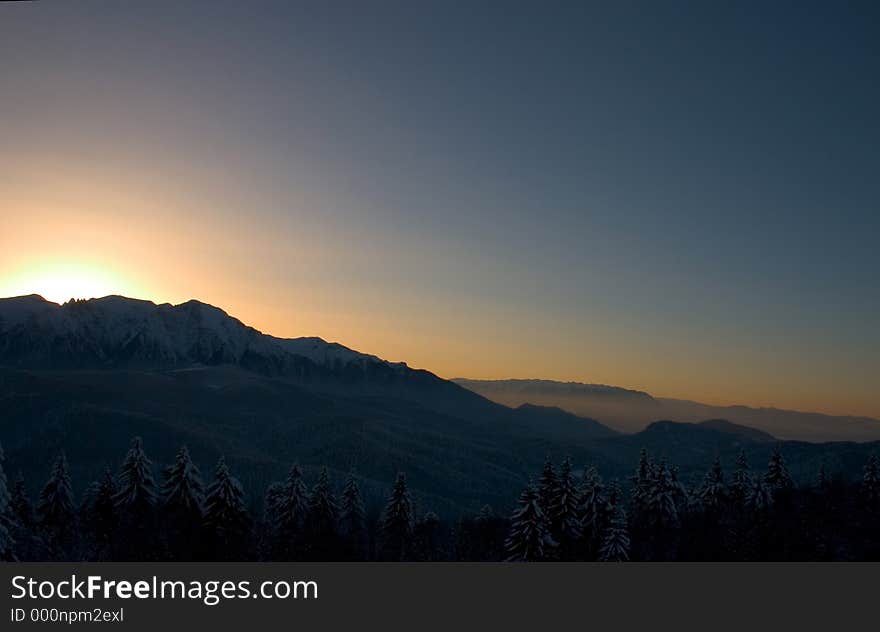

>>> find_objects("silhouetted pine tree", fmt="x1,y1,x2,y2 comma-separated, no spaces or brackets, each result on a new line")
578,465,607,560
203,457,251,560
113,437,158,559
259,481,286,559
638,459,681,560
862,453,880,513
680,457,727,559
506,482,554,562
275,464,309,560
699,457,726,517
670,464,689,508
37,453,76,558
7,472,38,561
339,471,367,559
745,475,773,514
630,448,655,517
80,478,101,512
737,474,774,560
82,469,118,561
10,473,33,527
0,442,14,561
647,460,680,529
765,446,794,494
114,437,157,510
161,446,204,514
598,484,629,562
729,449,751,507
550,456,581,557
263,482,286,525
161,446,204,560
537,456,559,516
379,472,414,560
306,467,340,559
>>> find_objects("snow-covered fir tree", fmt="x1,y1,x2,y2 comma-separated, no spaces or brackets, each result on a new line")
37,453,76,553
646,459,680,529
730,448,751,505
37,454,75,525
745,475,773,514
339,470,366,538
9,473,33,527
160,447,204,560
80,477,102,514
113,437,157,511
598,500,629,562
670,464,689,508
0,442,14,560
379,472,415,560
698,457,726,514
111,438,158,559
279,464,309,535
338,470,367,559
7,472,35,561
83,469,118,560
579,465,607,556
550,456,582,549
263,481,286,526
93,469,118,523
268,464,310,560
306,467,339,537
505,482,554,562
764,446,794,493
161,446,204,515
203,457,251,558
862,453,880,512
630,448,655,515
537,456,559,516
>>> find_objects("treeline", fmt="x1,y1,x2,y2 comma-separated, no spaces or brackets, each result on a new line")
507,449,880,561
0,438,457,562
1,438,880,561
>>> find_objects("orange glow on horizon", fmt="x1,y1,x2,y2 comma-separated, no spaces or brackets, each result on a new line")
0,163,877,421
0,259,146,306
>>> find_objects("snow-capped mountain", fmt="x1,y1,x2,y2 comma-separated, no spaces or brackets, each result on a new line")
0,294,405,376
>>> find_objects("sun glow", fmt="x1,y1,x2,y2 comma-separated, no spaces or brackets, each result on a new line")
0,261,138,305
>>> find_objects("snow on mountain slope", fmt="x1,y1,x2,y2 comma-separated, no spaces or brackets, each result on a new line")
0,294,398,373
276,336,406,370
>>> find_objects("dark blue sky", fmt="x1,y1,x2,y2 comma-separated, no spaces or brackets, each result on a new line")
1,1,878,415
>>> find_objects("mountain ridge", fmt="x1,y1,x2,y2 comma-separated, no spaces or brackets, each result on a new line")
0,293,403,371
2,294,879,512
455,377,880,442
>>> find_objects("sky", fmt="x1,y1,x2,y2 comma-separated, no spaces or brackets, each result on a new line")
1,1,878,418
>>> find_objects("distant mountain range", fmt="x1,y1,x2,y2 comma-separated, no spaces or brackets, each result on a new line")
453,378,880,442
1,294,878,514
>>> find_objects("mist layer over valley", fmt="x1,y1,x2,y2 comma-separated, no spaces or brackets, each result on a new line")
453,379,880,442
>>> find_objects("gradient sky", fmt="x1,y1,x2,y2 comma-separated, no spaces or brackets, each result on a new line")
1,2,878,417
